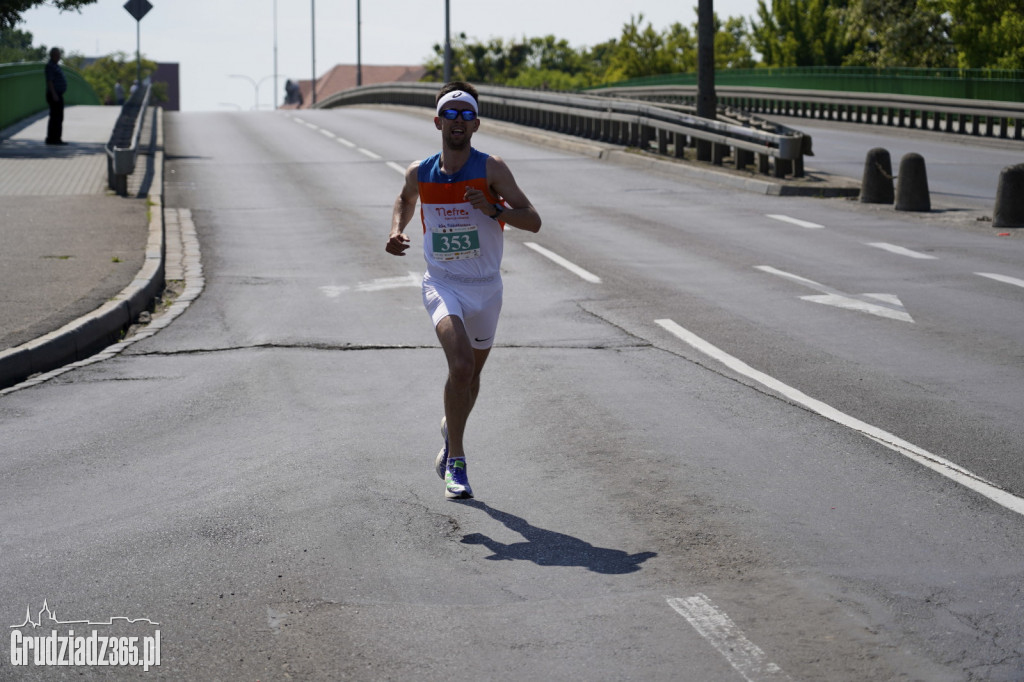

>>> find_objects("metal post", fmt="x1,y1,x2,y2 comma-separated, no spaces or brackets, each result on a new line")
135,19,141,87
443,0,452,83
356,0,362,87
696,0,716,161
311,0,317,105
273,0,278,108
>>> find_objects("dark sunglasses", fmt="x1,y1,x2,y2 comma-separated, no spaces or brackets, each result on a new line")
439,108,478,121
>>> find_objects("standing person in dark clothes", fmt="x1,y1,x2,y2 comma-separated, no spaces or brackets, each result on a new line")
44,47,67,145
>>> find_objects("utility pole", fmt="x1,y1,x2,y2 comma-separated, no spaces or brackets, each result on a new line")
696,0,717,161
356,0,362,87
443,0,452,83
273,0,278,108
311,0,317,105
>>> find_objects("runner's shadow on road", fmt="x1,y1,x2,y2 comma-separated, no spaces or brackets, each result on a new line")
456,500,657,574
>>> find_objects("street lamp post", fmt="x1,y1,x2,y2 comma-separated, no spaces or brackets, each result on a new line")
273,0,279,109
443,0,452,83
356,0,362,87
229,74,277,110
311,0,317,105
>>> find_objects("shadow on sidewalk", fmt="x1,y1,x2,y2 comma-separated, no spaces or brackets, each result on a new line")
0,139,107,159
455,499,657,574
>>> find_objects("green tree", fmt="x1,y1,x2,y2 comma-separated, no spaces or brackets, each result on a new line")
67,50,166,104
0,0,97,31
942,0,1024,69
750,0,851,66
841,0,955,67
0,25,45,61
715,16,757,69
605,14,692,80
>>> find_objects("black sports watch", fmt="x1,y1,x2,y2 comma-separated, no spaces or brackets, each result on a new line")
491,203,504,219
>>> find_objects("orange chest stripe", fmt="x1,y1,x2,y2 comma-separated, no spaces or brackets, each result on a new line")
418,178,496,205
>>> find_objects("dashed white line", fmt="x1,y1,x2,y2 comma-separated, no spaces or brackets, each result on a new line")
867,242,937,259
386,161,407,175
765,214,824,229
523,242,602,283
336,137,356,148
319,129,335,139
667,595,791,682
358,148,382,160
976,272,1024,289
654,318,1024,517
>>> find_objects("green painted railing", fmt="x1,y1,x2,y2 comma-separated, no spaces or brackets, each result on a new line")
0,61,101,132
601,67,1024,103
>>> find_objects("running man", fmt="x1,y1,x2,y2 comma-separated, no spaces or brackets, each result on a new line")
386,81,542,499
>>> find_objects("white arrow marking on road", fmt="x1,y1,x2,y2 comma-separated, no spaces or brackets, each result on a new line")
756,265,914,322
867,242,937,260
765,214,824,229
320,272,421,298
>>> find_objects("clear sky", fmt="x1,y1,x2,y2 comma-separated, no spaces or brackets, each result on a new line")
19,0,760,112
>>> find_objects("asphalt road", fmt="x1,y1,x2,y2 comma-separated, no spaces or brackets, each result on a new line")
768,113,1024,211
1,106,1023,680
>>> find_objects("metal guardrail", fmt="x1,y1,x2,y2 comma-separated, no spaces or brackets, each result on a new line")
590,85,1024,141
106,84,150,195
317,82,810,178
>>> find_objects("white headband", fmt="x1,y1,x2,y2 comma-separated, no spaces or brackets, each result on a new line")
436,90,479,115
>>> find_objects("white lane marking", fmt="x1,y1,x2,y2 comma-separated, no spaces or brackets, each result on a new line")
386,161,407,175
358,148,382,160
320,272,421,298
523,242,602,283
765,214,824,229
976,272,1024,289
319,128,336,139
667,595,791,682
654,318,1024,517
756,266,913,323
867,242,937,260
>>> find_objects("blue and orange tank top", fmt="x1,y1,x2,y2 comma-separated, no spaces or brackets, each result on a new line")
417,148,504,283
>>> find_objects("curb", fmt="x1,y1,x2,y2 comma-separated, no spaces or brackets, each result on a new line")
0,108,165,390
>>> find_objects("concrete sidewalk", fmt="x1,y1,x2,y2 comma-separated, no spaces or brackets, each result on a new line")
0,104,165,389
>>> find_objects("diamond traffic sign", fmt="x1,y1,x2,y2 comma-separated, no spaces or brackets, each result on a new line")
123,0,153,22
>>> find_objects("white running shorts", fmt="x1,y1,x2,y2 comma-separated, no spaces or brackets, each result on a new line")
422,275,503,350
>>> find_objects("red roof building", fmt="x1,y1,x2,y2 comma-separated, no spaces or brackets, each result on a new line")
282,64,428,109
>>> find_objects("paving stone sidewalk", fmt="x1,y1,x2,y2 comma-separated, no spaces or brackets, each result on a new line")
0,104,159,384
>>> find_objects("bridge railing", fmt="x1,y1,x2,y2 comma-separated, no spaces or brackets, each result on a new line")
316,82,811,178
589,85,1024,141
105,84,150,195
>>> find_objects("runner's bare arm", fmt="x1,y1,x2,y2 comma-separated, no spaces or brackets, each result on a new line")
386,162,420,256
468,156,541,233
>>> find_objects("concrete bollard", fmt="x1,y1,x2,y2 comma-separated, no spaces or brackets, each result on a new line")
993,163,1024,228
860,147,894,204
895,152,930,212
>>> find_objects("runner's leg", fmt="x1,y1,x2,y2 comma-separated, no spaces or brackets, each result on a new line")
435,315,490,460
